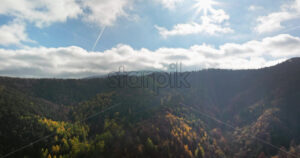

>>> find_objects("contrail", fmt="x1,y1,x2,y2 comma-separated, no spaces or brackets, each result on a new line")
92,26,106,51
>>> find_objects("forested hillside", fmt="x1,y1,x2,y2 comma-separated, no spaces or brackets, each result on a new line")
0,58,300,158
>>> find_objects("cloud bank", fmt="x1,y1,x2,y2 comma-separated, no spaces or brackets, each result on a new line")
0,34,299,78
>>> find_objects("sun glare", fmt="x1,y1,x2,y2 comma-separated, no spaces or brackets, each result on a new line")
193,0,219,16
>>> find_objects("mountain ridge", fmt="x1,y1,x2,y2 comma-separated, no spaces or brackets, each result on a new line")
0,58,300,158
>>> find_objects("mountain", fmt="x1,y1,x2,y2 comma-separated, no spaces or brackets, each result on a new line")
0,58,300,158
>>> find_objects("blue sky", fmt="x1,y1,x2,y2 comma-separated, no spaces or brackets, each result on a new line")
0,0,300,78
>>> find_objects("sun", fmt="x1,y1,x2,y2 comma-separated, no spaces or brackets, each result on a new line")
192,0,219,16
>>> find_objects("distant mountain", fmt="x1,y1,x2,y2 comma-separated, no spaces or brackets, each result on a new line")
0,58,300,158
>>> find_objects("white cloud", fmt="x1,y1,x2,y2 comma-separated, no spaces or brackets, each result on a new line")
82,0,133,27
248,5,263,11
0,0,135,47
0,0,138,28
156,0,233,37
0,0,82,27
0,34,299,78
0,20,33,46
155,0,184,10
155,19,233,38
255,0,300,34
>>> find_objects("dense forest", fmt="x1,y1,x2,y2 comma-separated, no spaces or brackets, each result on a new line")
0,58,300,158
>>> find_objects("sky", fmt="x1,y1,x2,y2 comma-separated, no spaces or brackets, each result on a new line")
0,0,300,78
